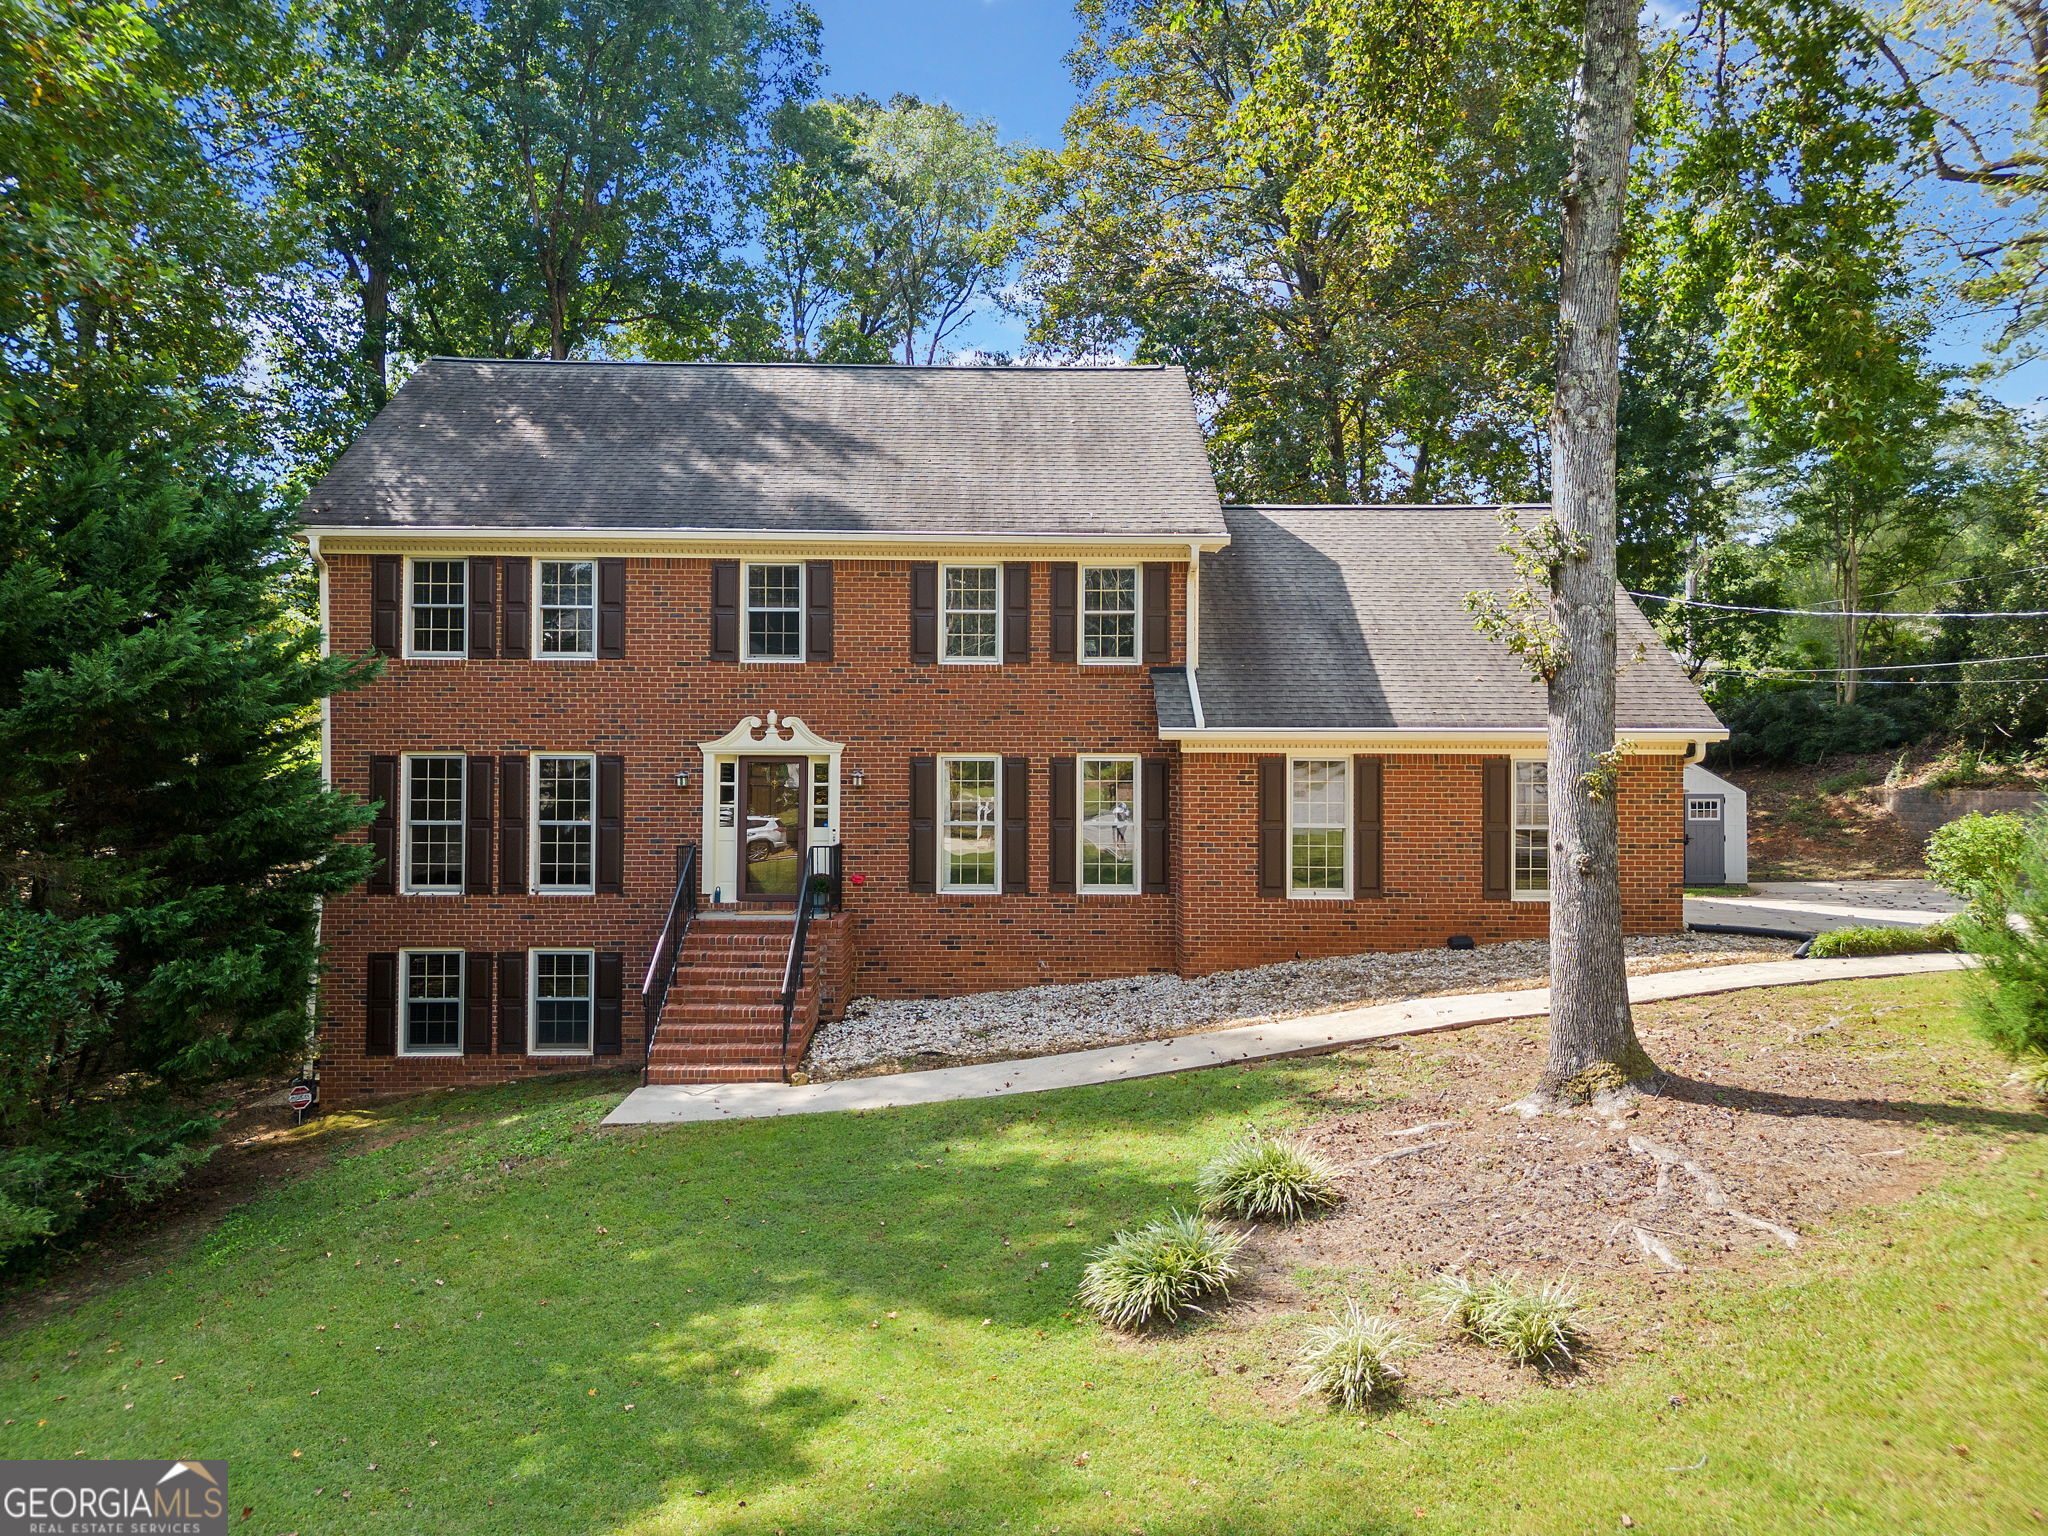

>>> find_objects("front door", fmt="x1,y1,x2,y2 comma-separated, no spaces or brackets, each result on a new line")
742,757,807,901
1684,795,1726,885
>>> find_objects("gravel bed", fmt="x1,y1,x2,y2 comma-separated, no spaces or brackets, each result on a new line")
803,933,1802,1080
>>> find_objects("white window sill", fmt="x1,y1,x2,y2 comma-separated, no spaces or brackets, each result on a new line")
1512,890,1550,902
1077,657,1140,667
401,654,467,662
400,888,464,898
741,655,805,665
529,1048,593,1058
1077,886,1141,897
1288,889,1350,901
939,656,1002,666
535,653,597,663
938,886,1003,897
533,887,596,897
400,1047,462,1058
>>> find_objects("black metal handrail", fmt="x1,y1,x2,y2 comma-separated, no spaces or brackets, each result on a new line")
778,842,844,1080
641,842,699,1070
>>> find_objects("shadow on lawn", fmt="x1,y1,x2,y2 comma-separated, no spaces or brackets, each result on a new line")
1654,1073,2048,1137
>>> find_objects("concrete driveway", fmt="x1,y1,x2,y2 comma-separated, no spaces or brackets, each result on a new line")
1686,878,1962,938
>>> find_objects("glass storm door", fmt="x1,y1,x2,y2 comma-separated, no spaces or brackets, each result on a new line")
742,758,807,901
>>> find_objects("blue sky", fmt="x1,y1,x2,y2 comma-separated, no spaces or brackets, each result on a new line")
806,0,2042,404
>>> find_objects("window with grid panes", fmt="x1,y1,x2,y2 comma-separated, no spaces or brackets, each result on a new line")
941,757,999,890
1289,758,1349,894
538,560,596,657
1080,566,1138,660
1079,757,1138,890
531,950,593,1052
403,951,463,1054
1514,760,1549,895
534,755,595,891
942,566,1000,661
403,756,464,891
745,564,803,659
409,560,466,656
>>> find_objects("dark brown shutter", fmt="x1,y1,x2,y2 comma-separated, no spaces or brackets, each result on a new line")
1049,756,1076,893
1142,563,1172,664
597,558,626,659
499,755,529,895
806,560,834,661
365,952,398,1056
497,951,527,1055
908,756,937,892
368,755,398,894
464,951,494,1055
596,755,625,895
1003,563,1031,662
1482,757,1512,899
1353,755,1384,897
464,755,494,894
1002,756,1029,893
1050,564,1078,662
468,557,497,659
910,562,938,663
1142,757,1170,893
711,560,740,661
1257,756,1287,898
594,952,624,1056
500,558,531,658
371,555,402,656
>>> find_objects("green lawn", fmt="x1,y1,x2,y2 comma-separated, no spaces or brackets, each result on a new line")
2,974,2045,1535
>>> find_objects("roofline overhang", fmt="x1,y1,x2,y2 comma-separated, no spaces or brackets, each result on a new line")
1157,727,1727,754
297,524,1232,553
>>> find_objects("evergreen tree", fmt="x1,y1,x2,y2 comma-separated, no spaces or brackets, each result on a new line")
0,400,376,1258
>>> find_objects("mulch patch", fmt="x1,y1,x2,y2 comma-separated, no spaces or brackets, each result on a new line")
1171,979,2044,1408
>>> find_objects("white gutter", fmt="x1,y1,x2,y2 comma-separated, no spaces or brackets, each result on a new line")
1184,540,1202,670
1186,669,1207,730
299,523,1233,551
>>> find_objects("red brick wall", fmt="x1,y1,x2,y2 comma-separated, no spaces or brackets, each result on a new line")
1173,752,1684,975
316,551,1687,1099
317,553,1185,1096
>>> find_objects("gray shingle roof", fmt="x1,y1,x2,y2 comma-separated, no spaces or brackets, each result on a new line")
1175,505,1722,733
300,358,1227,538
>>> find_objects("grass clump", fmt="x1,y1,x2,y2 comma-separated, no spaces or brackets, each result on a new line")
1421,1271,1586,1365
1077,1210,1246,1329
1807,919,1965,959
1297,1302,1418,1408
1195,1131,1344,1221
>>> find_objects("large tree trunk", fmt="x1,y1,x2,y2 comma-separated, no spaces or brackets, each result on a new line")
1531,0,1658,1109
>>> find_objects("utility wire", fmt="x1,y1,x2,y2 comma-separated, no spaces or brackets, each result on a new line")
1703,668,2048,687
1632,591,2048,620
1706,651,2048,676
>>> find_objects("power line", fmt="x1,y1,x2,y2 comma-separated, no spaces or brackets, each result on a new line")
1704,668,2048,687
1708,651,2048,677
1632,591,2048,620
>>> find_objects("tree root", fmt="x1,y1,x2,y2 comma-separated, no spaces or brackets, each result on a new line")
1627,1135,1800,1251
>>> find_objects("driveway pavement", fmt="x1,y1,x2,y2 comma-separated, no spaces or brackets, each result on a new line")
1685,878,1962,937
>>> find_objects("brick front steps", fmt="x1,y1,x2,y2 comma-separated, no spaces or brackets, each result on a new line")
644,912,818,1084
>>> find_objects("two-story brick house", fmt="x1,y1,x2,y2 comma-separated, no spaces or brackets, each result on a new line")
302,358,1723,1100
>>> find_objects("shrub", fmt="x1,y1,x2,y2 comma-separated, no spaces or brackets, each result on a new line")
1956,814,2048,1072
1926,812,2031,911
1815,765,1878,795
1420,1271,1586,1365
1715,686,1936,767
1077,1211,1247,1329
1195,1132,1344,1221
1297,1303,1418,1407
1806,919,1965,959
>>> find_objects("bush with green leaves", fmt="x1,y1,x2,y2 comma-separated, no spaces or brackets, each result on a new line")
1420,1271,1586,1365
1077,1211,1246,1329
1715,686,1936,767
1195,1132,1343,1221
1926,812,2031,911
1297,1303,1417,1407
1806,919,1965,959
1956,814,2048,1072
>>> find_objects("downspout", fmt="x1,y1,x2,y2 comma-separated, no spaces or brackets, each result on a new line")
1185,541,1201,671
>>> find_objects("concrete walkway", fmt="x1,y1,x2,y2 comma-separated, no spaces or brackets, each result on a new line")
1686,877,1962,938
602,950,1971,1127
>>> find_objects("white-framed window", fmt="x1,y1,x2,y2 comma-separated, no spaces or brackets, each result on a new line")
1514,759,1550,898
530,949,594,1055
401,949,464,1055
533,753,596,893
1080,565,1139,662
402,754,464,893
1289,757,1350,898
940,755,1000,892
941,565,1001,663
1687,797,1722,821
407,558,466,658
744,562,804,661
538,559,596,658
1078,755,1139,892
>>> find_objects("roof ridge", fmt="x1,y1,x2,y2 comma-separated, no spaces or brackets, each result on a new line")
1226,502,1549,511
422,356,1171,375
